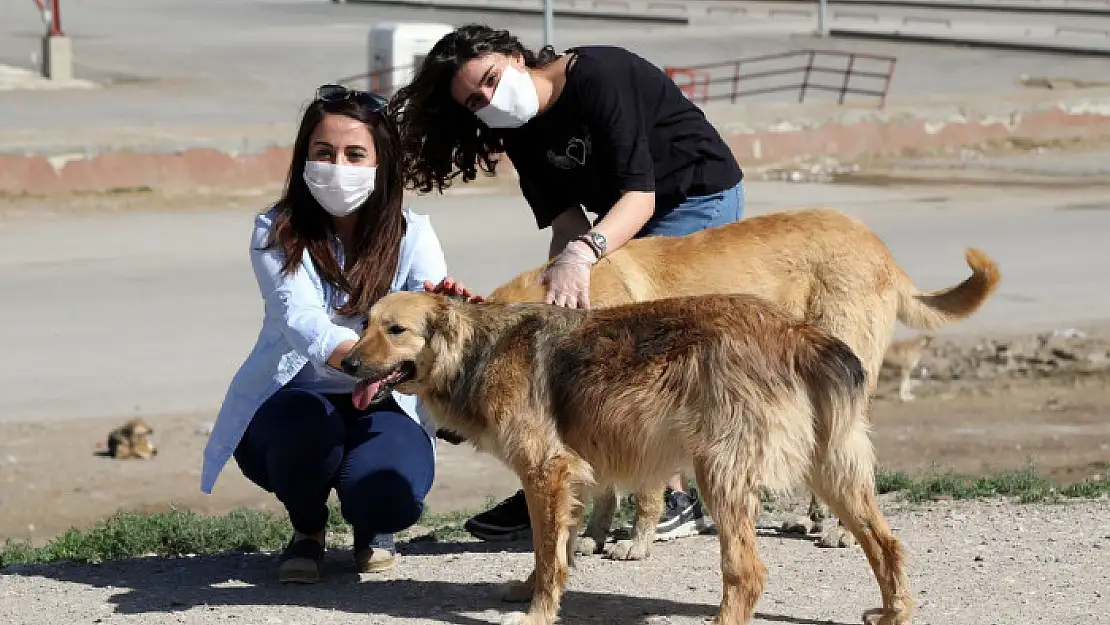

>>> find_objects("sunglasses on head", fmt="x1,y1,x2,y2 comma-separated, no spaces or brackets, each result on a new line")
315,83,389,112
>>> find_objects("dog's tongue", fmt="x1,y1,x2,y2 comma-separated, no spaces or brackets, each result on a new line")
352,379,382,411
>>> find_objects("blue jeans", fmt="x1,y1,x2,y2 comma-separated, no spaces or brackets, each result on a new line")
233,388,435,549
636,181,745,238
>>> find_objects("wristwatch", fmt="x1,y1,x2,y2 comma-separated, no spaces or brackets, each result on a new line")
577,230,608,258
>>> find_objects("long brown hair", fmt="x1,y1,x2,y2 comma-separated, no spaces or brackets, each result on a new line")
262,94,407,317
389,24,559,195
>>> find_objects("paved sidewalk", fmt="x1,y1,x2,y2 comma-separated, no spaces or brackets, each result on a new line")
0,63,98,92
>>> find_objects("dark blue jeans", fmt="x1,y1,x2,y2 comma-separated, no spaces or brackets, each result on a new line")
233,387,435,549
636,181,745,238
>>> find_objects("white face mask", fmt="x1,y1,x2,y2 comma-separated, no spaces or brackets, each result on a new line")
474,64,539,129
302,160,377,217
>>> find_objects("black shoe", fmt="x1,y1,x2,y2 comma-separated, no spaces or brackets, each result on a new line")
654,488,714,541
464,489,532,542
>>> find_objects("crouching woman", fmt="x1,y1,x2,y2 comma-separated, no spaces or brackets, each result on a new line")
199,85,464,583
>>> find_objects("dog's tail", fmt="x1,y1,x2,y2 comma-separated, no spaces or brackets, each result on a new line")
895,248,1001,330
793,328,875,488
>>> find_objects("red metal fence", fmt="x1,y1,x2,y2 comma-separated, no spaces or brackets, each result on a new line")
665,49,897,108
337,48,897,108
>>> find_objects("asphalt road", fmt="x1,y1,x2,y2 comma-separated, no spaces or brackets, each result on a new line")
2,179,1109,425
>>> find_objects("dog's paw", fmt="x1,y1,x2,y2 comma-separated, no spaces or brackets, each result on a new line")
499,579,534,604
500,611,528,625
862,607,911,625
807,502,829,523
608,539,650,561
818,526,857,548
575,535,602,556
780,515,816,535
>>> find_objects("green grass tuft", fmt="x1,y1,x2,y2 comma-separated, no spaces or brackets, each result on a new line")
0,505,292,568
877,460,1108,504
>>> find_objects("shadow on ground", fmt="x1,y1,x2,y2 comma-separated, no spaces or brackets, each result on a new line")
4,538,851,625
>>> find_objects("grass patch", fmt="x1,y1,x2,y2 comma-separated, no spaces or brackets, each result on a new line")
0,506,291,568
0,501,477,569
876,460,1109,504
404,509,476,544
2,463,1106,568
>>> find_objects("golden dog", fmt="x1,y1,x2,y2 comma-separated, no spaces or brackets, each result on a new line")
460,207,1000,555
343,291,914,625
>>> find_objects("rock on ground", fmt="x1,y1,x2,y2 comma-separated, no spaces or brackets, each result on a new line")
1,499,1106,625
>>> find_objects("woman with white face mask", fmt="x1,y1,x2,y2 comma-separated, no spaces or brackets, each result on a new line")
200,84,480,584
392,24,745,548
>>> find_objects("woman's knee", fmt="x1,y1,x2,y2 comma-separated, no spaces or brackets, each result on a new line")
336,413,435,533
339,468,427,533
235,388,346,488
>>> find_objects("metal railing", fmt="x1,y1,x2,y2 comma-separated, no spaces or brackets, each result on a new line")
337,49,897,109
664,49,898,108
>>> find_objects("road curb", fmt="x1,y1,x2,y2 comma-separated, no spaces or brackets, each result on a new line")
829,27,1110,58
5,89,1110,195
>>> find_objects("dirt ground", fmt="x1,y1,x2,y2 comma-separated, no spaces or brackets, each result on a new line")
2,497,1107,625
1,324,1108,546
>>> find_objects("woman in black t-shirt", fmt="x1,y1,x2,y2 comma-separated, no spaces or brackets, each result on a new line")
390,23,744,546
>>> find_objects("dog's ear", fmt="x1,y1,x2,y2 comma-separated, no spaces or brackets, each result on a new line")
425,296,467,346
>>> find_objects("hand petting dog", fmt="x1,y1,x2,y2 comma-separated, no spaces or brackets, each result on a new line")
540,239,597,309
423,277,485,303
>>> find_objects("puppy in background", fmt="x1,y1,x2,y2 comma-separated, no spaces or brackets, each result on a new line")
882,334,934,402
96,418,159,460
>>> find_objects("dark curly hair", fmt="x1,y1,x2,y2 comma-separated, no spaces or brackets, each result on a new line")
389,24,559,195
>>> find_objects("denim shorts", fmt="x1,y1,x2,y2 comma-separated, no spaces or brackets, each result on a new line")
635,181,745,239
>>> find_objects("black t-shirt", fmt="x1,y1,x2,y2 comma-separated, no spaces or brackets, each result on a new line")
502,45,743,230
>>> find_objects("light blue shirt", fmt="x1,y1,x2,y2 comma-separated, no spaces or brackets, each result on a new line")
200,205,448,494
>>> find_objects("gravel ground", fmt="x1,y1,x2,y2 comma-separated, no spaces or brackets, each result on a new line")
2,498,1107,625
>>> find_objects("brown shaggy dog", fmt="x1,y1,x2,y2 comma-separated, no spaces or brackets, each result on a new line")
468,207,1000,555
342,291,914,625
